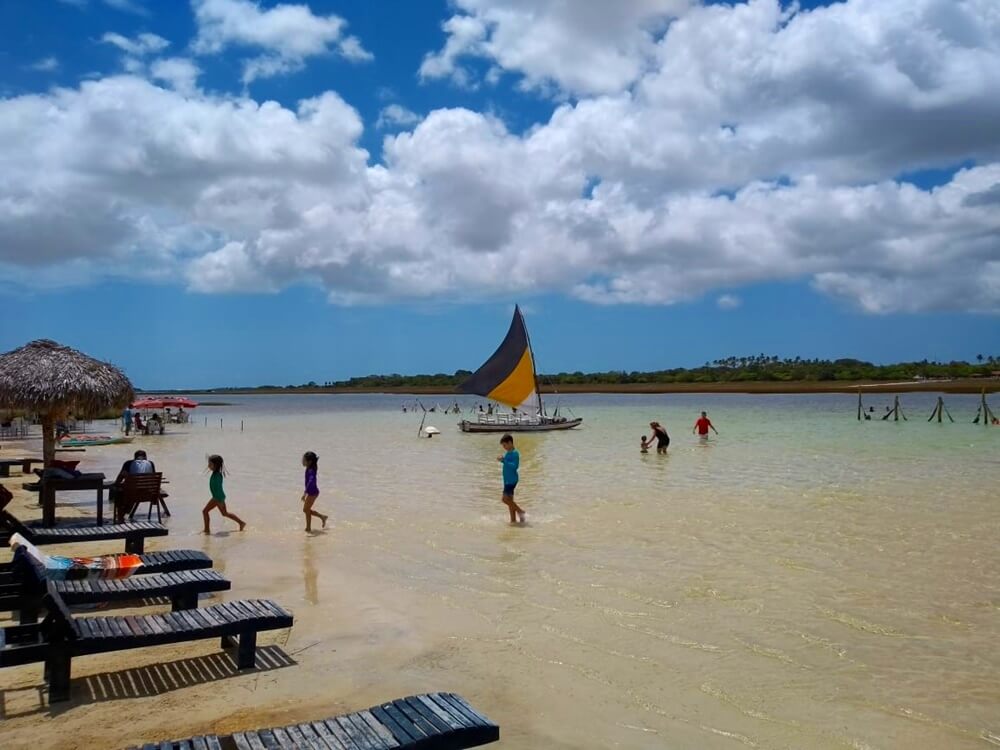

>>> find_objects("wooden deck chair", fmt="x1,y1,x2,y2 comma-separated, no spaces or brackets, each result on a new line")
118,473,170,523
125,692,500,749
0,583,294,702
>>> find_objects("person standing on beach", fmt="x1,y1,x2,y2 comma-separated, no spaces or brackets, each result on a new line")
693,411,719,439
301,451,328,532
122,406,132,435
649,421,670,454
498,434,526,524
202,455,246,533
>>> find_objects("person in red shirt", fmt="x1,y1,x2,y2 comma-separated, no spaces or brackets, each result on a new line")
693,411,718,439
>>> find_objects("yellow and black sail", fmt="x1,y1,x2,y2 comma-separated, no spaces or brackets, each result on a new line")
458,306,540,413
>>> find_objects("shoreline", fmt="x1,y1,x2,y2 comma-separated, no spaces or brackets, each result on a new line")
151,378,999,396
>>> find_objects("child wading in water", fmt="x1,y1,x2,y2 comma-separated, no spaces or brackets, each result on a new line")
202,455,246,533
301,451,328,532
497,434,526,524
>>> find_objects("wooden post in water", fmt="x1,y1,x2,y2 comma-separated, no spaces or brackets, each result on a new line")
978,388,996,426
220,418,223,430
857,388,863,421
241,420,244,432
927,396,954,423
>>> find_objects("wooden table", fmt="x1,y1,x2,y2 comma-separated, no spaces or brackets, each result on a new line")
24,474,109,527
0,458,43,477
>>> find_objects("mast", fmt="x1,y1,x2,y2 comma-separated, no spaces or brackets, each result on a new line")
518,305,544,417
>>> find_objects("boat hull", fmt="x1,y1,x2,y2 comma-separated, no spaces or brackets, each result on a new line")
458,418,583,433
59,437,133,447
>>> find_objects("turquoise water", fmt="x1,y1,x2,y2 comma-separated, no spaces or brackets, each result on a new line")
69,393,1000,748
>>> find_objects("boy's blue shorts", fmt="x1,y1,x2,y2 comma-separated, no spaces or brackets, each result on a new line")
503,483,517,496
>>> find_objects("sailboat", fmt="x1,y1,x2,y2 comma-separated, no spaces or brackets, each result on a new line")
457,306,583,433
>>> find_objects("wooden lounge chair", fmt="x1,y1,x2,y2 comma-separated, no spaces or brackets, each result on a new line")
0,544,215,617
0,582,294,702
1,499,166,554
124,692,500,750
116,472,170,523
17,566,230,625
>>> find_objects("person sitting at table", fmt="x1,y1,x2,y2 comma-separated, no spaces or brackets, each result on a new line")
133,412,145,433
148,413,164,435
110,450,156,514
116,449,156,484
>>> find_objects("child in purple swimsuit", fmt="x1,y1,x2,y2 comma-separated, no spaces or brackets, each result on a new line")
301,451,328,532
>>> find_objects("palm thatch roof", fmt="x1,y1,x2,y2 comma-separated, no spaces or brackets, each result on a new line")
0,339,134,416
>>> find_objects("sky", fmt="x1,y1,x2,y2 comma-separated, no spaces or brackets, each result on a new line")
1,0,998,388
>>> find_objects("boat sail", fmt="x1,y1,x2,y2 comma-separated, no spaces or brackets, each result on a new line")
457,306,582,433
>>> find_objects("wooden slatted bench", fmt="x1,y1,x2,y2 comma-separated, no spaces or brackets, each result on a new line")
0,458,43,477
123,692,500,750
0,547,214,618
54,569,230,608
1,504,167,553
0,583,294,702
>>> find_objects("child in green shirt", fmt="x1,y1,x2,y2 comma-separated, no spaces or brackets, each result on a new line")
202,454,246,533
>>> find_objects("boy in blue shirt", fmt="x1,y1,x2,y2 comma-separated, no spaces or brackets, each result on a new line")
497,434,526,524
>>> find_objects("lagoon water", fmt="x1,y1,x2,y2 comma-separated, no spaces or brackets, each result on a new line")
33,393,1000,748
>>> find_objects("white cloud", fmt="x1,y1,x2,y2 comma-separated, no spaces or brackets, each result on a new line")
150,57,201,95
191,0,372,84
101,32,170,57
56,0,147,10
716,294,741,310
103,0,148,14
29,57,60,72
1,0,999,315
376,104,421,130
420,0,691,95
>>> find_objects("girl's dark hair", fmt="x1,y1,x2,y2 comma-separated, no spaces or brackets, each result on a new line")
208,454,225,474
303,451,318,470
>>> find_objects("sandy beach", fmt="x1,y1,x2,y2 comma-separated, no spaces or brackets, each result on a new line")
2,392,999,749
0,451,521,748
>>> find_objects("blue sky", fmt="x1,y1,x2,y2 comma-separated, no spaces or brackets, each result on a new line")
1,0,998,388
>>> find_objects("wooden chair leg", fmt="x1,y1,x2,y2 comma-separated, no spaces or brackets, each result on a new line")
237,631,257,669
47,647,72,703
160,497,171,517
18,597,40,625
125,535,144,554
171,592,197,611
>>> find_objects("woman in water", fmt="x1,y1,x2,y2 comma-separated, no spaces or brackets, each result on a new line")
649,421,670,454
301,451,328,532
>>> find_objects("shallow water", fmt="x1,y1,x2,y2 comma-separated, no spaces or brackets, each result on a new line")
78,393,1000,748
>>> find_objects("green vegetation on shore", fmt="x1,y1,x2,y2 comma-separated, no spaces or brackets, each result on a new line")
190,355,1000,392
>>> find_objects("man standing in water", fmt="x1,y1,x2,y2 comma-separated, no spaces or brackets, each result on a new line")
498,434,526,524
649,421,670,454
693,411,719,440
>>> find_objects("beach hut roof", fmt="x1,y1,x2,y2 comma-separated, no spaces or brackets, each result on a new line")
0,339,134,416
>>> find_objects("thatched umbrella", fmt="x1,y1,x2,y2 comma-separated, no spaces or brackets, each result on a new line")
0,339,134,466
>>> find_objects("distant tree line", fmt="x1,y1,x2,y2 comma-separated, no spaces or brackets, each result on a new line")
281,354,999,390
